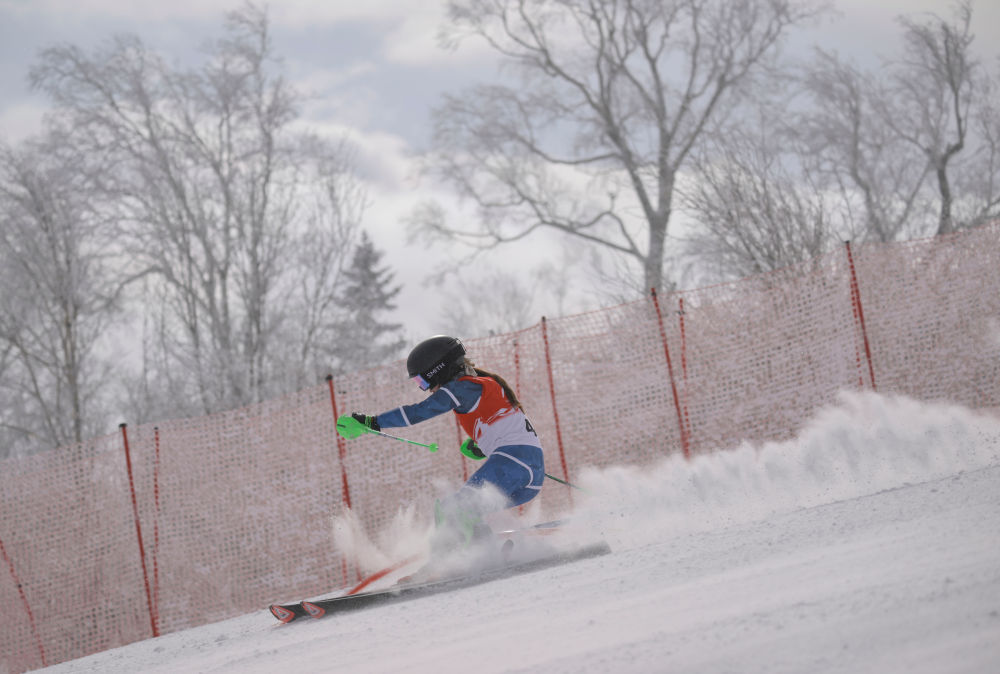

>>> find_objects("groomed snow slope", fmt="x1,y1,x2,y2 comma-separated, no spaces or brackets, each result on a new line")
40,392,1000,674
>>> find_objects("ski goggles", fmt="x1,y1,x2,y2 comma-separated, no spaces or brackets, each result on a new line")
412,374,431,391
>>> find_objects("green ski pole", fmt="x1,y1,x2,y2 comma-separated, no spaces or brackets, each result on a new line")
544,472,588,492
367,428,438,453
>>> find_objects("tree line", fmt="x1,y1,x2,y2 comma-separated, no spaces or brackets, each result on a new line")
0,5,403,458
2,0,997,458
415,0,998,287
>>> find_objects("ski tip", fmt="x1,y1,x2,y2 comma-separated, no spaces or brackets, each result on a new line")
269,604,297,623
302,601,326,619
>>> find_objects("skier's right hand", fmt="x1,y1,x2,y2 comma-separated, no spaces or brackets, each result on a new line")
336,413,379,439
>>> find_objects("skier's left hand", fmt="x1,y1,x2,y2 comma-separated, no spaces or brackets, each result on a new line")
336,413,379,439
459,438,485,460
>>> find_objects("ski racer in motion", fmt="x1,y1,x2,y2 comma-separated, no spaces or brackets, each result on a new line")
336,335,545,553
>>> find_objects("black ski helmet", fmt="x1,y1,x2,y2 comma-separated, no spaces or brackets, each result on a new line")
407,335,466,390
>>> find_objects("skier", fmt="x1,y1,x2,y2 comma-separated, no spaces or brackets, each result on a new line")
336,335,545,552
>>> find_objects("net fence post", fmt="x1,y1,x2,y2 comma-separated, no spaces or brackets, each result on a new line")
325,376,357,585
0,534,47,668
844,241,877,391
119,423,159,638
541,317,572,504
650,288,692,459
677,295,694,452
151,427,162,629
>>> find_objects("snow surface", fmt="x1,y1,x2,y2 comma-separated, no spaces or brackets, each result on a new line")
40,392,1000,674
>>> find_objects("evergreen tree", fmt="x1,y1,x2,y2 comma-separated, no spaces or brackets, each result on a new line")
331,231,405,372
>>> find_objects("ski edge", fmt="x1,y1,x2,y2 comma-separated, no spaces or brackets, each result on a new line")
297,540,612,620
495,518,570,537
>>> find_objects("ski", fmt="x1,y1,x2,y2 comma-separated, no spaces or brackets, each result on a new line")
288,540,610,621
269,601,309,623
269,553,422,624
496,518,570,536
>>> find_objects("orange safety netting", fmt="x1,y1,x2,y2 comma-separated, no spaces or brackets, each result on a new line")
2,223,998,672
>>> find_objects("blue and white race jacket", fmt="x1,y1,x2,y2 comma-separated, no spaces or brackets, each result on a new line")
375,376,541,458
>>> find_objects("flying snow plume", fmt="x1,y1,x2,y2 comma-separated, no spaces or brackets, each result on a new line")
331,504,432,576
573,391,1000,549
330,479,529,580
330,392,999,574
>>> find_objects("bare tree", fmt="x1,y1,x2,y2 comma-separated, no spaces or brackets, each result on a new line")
878,0,977,236
685,0,996,274
278,140,368,387
414,0,824,294
0,134,120,456
954,60,1000,226
682,124,835,281
30,3,365,418
438,268,541,337
793,2,994,240
796,50,933,242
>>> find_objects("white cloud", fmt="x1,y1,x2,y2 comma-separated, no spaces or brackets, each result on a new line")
291,61,378,94
294,115,415,192
0,99,47,143
380,8,449,66
290,60,381,130
268,0,430,29
7,0,460,43
796,0,1000,64
1,0,407,24
377,5,497,67
0,0,230,22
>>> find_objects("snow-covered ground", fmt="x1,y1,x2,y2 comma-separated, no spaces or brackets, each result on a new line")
41,392,1000,673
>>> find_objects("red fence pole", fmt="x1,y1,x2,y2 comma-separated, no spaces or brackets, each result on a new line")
650,288,691,459
844,242,877,391
325,375,357,585
513,338,524,516
151,427,162,628
677,296,693,450
540,317,572,504
119,423,159,638
0,534,46,668
513,338,522,399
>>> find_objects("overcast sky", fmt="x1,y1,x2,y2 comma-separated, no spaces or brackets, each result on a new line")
2,0,998,341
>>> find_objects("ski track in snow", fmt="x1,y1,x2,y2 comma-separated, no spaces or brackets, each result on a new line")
39,392,1000,674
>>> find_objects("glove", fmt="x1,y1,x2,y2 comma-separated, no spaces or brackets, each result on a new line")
459,438,485,460
336,413,379,439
